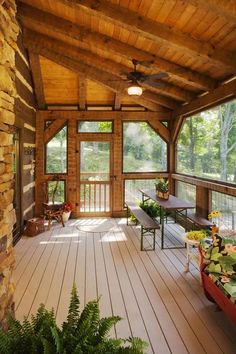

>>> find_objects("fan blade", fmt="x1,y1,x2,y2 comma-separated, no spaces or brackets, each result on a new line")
145,81,166,88
146,72,169,80
138,72,168,83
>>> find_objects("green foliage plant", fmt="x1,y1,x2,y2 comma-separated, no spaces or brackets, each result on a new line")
154,178,169,193
0,285,148,354
139,201,160,219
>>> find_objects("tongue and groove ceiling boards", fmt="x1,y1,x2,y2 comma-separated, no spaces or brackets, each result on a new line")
17,0,236,113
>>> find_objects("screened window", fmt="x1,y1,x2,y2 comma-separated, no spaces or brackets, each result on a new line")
175,181,196,212
47,180,65,204
46,126,67,173
211,191,236,230
123,122,167,173
124,179,156,203
176,100,236,184
78,121,112,133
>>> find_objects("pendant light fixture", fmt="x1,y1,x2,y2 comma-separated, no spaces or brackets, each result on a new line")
127,83,143,96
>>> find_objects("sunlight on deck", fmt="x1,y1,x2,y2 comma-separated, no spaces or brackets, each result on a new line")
13,218,236,354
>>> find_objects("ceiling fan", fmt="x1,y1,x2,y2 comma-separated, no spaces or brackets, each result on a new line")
125,59,169,96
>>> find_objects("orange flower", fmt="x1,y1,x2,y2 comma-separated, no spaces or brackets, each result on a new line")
220,276,230,283
225,243,236,254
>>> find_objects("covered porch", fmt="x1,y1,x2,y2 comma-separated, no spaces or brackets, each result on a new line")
14,219,236,354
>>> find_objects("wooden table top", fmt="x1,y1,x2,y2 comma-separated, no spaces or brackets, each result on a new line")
140,189,195,210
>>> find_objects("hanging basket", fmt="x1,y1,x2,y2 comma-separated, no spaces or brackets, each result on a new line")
156,190,169,200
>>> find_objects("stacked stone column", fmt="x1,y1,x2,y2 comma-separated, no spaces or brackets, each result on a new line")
0,0,19,328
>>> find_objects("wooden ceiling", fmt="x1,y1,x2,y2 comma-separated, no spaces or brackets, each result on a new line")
17,0,236,113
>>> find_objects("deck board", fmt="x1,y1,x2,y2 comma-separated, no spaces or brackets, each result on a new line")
13,218,236,354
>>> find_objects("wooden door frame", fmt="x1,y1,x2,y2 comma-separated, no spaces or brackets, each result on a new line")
76,134,114,216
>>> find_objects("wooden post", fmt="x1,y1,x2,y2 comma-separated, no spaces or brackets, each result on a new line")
196,185,209,218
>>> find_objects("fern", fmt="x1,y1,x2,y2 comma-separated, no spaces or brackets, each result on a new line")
0,285,148,354
65,284,80,328
95,316,121,343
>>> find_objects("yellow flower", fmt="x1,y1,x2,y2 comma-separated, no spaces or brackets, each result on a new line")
208,210,221,219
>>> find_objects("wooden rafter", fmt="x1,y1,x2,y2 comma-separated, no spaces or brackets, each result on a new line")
18,12,196,103
175,79,236,118
28,53,45,109
23,31,179,110
24,30,193,103
53,0,236,71
18,2,217,91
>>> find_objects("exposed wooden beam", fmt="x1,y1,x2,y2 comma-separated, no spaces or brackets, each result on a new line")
78,74,86,110
23,31,178,110
19,15,194,103
55,0,236,71
175,79,236,118
28,50,164,112
38,111,172,120
41,110,170,142
187,0,236,23
171,116,185,143
44,118,67,143
18,2,216,91
148,120,170,143
29,30,192,102
28,53,45,109
114,93,121,110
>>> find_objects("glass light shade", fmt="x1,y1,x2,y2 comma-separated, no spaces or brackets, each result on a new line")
127,85,143,96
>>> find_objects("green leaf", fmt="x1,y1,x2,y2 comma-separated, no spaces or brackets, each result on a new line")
207,262,222,273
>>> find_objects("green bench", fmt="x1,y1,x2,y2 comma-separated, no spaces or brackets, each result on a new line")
125,202,160,251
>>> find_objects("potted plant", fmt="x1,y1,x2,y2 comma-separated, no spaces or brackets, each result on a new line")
139,201,160,219
0,285,148,353
61,202,74,222
154,178,169,199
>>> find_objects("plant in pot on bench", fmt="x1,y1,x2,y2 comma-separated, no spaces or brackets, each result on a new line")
155,178,169,200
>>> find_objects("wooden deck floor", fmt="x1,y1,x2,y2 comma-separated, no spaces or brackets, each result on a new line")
13,218,236,354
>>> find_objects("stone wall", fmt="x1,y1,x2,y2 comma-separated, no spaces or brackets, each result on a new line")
0,0,19,328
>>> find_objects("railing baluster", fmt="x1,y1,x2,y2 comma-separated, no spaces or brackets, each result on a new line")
99,184,101,212
104,183,106,212
89,184,91,212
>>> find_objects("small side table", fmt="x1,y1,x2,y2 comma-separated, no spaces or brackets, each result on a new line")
183,235,200,272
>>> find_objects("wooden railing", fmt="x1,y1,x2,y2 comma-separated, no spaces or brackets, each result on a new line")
80,181,110,213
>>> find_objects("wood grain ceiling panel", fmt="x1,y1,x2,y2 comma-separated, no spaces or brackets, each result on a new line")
86,80,115,105
137,0,158,17
18,0,236,113
39,57,79,105
155,0,176,23
176,4,198,30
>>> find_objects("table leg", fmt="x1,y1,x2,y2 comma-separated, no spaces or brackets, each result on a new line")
185,241,190,272
161,207,164,249
185,209,187,231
